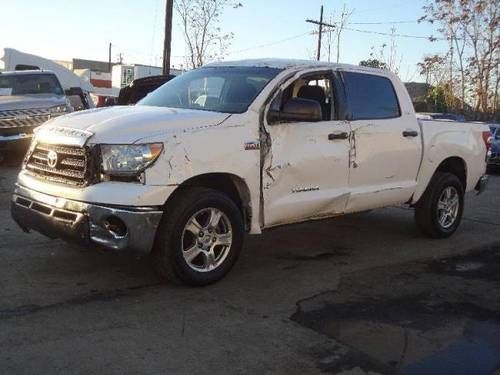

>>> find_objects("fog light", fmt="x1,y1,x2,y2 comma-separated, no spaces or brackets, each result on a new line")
103,216,127,238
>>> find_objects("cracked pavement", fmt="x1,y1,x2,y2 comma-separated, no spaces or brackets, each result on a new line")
1,153,500,374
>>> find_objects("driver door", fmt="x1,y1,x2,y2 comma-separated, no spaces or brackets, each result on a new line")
262,71,351,227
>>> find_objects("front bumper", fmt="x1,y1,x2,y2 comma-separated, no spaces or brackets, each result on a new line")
11,185,163,253
0,133,32,149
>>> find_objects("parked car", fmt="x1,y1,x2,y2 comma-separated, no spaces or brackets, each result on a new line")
488,123,500,170
11,59,490,285
117,75,176,105
0,70,72,157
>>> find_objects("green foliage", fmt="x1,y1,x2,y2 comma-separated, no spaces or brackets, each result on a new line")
426,85,449,112
359,59,388,70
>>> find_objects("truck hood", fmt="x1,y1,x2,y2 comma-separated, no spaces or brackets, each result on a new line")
40,105,231,144
0,94,66,111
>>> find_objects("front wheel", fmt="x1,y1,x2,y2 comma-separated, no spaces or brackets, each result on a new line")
151,187,244,286
414,172,464,238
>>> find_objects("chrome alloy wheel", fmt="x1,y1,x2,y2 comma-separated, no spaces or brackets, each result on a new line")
437,186,460,229
181,207,233,272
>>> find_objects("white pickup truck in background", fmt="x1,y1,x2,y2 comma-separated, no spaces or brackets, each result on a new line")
11,59,490,285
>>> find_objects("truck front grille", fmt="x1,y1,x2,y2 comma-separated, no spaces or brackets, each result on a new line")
25,143,95,186
0,108,52,129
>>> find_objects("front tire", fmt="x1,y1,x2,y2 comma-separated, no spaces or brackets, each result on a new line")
151,187,244,286
414,172,464,238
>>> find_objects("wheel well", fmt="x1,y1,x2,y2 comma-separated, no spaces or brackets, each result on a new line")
436,157,467,188
164,173,252,231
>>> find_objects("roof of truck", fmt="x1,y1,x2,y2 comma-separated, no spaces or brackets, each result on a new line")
206,58,390,75
0,70,56,76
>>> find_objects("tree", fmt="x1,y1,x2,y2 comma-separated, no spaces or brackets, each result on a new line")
417,54,447,86
366,28,403,76
322,4,354,63
426,84,452,112
359,59,387,69
175,0,242,69
420,0,500,118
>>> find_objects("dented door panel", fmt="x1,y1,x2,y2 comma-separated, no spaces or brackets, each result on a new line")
262,120,351,226
345,117,422,212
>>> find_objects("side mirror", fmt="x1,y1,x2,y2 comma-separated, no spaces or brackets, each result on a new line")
268,98,322,124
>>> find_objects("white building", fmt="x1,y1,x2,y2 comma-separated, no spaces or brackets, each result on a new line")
112,64,183,89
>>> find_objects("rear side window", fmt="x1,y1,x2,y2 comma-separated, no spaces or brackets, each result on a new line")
342,72,400,120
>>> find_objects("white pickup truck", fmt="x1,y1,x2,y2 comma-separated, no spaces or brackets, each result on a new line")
11,59,490,285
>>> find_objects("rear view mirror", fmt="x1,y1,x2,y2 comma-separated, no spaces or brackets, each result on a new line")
268,98,322,124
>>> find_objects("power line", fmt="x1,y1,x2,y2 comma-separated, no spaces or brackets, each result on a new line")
347,20,417,25
344,26,445,41
316,26,445,41
225,32,314,55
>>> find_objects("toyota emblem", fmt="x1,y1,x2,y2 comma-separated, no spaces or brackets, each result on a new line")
47,150,58,168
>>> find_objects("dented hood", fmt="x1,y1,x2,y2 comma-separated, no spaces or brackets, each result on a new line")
38,105,231,144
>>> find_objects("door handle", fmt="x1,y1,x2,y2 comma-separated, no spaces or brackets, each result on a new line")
402,130,419,138
328,132,349,140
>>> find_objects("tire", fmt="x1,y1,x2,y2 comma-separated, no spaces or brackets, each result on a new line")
151,187,244,286
414,172,464,238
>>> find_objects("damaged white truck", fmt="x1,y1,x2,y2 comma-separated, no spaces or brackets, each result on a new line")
11,59,490,285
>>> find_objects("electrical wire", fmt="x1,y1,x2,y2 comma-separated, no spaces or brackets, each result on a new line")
225,31,314,55
347,20,417,25
343,26,445,41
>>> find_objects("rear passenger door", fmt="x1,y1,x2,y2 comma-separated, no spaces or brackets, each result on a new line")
341,71,422,212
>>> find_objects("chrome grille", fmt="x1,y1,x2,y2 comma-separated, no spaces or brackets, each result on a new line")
0,108,52,129
25,143,90,186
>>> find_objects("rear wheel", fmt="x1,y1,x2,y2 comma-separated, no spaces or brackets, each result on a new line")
151,187,244,286
414,172,464,238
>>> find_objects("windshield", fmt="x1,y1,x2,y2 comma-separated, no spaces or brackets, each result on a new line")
0,73,64,96
138,66,283,114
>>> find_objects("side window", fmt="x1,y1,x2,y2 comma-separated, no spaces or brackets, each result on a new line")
343,72,400,120
269,73,334,124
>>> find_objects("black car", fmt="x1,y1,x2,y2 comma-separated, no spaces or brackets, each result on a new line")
117,75,176,105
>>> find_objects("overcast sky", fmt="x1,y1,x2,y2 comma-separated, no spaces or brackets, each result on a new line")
0,0,447,81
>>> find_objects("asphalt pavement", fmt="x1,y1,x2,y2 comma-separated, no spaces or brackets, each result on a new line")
1,154,499,375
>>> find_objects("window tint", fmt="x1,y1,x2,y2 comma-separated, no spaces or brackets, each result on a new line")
343,72,400,120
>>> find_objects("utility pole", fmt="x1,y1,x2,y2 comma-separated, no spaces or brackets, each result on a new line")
162,0,174,75
306,5,336,61
108,42,112,72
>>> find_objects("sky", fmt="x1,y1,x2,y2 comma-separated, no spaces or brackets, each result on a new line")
0,0,448,82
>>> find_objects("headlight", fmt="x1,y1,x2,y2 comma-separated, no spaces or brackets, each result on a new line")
100,143,163,176
49,104,70,114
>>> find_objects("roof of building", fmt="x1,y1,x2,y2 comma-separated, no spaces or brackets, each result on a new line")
73,58,114,73
0,69,56,75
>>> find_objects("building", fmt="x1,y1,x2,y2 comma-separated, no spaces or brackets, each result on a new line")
112,64,183,89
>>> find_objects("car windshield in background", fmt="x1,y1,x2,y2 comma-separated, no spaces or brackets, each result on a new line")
138,67,283,114
0,74,64,96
